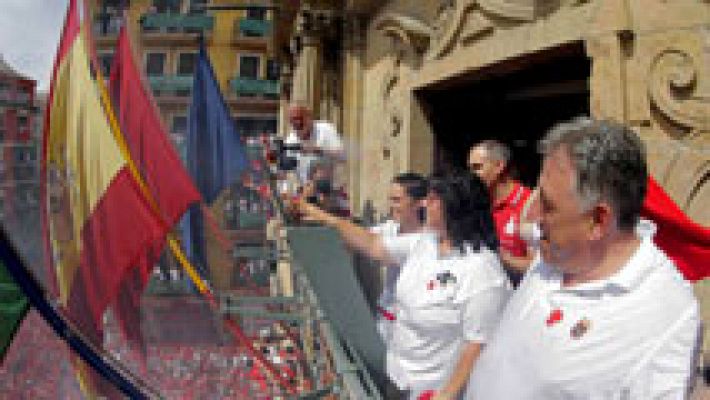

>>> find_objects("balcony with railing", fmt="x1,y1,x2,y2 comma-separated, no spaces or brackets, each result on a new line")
231,78,279,98
148,75,194,97
236,18,271,38
141,12,214,35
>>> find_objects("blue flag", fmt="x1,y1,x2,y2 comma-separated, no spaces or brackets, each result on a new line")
182,44,248,278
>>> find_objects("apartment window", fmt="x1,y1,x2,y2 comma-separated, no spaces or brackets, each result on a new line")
15,89,30,104
98,52,114,77
17,115,28,129
146,53,166,76
239,56,260,79
14,147,28,163
177,53,196,76
235,117,276,138
153,0,182,13
0,82,8,100
266,59,279,81
246,7,266,20
189,0,207,13
171,115,188,135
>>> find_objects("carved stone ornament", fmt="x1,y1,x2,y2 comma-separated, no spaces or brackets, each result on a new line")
649,48,710,134
376,14,433,56
375,14,427,152
428,0,562,60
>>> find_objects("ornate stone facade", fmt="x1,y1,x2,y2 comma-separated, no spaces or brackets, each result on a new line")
277,0,710,360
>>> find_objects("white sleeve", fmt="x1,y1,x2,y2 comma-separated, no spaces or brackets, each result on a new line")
285,131,299,144
626,306,701,399
381,233,421,266
458,255,511,343
317,122,344,153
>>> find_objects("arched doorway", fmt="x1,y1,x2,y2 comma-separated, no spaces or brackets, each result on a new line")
418,42,590,187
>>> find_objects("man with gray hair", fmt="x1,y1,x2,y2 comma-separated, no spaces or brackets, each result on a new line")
468,139,533,284
466,118,700,399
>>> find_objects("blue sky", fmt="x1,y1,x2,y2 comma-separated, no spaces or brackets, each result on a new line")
0,0,69,91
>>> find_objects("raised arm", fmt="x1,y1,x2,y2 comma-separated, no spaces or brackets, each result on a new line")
295,199,396,265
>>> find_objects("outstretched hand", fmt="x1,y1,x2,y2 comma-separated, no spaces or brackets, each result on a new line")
289,196,336,225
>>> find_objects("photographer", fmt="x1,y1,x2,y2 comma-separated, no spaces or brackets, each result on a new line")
286,102,345,185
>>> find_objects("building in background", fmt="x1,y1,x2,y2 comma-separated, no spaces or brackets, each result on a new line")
91,0,280,291
0,56,42,277
92,0,279,152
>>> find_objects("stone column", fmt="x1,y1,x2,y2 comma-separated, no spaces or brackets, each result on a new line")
278,62,293,137
291,10,323,116
342,15,366,213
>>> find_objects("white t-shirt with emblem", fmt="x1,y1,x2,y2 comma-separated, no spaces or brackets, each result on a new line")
285,120,344,183
370,220,401,342
381,230,511,394
466,234,701,399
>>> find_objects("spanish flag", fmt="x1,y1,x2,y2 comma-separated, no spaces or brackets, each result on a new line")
41,0,166,391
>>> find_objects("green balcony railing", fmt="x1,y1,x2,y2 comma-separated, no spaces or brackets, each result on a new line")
148,75,194,95
238,18,271,37
141,13,214,32
231,78,279,97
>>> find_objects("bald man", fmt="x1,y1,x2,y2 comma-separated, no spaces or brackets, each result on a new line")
285,103,345,184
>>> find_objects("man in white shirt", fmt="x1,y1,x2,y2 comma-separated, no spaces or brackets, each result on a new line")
285,103,345,184
370,173,428,343
467,118,701,399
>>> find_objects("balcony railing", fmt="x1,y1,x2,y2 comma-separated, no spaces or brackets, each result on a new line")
141,13,214,33
148,75,194,96
231,78,279,97
237,18,271,37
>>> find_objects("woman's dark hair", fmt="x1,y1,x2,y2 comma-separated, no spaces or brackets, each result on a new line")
392,172,428,200
428,173,498,253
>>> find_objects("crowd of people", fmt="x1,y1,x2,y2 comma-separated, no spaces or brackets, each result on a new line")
285,106,702,400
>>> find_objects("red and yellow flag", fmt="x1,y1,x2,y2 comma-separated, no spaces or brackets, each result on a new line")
41,5,168,395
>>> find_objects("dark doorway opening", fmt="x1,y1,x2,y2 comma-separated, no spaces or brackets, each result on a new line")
417,42,590,187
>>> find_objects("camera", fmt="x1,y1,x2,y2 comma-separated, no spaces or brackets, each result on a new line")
267,137,301,172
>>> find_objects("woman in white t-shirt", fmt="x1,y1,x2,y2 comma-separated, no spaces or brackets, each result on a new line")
296,174,511,399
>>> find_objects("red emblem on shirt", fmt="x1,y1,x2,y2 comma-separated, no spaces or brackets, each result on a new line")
426,280,435,290
546,308,563,326
417,390,436,400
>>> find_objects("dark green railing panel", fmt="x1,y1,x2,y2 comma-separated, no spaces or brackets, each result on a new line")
286,226,386,386
221,306,305,323
238,18,271,37
222,295,297,305
233,245,273,260
148,75,194,94
231,78,280,96
238,212,266,229
141,13,214,31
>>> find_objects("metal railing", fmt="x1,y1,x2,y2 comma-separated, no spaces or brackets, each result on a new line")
231,77,279,97
237,18,272,37
141,13,214,33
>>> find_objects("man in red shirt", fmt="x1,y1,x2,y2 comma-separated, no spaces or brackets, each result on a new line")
468,140,533,285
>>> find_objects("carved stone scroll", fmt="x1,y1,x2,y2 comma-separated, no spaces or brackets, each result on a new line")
649,48,710,133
